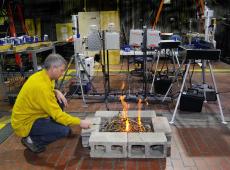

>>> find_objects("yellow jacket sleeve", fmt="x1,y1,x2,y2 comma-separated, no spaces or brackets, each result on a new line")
38,86,81,126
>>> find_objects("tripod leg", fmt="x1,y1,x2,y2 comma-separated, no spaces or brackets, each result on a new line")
150,49,160,93
75,55,87,107
162,84,173,102
171,49,176,72
58,56,74,90
202,60,207,102
170,60,191,124
208,61,227,124
127,55,131,96
77,56,97,92
162,58,186,102
174,49,180,67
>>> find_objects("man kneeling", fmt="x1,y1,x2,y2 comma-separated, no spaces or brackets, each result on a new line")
11,53,91,153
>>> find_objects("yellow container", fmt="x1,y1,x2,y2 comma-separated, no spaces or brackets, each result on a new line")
100,11,120,64
0,44,12,52
27,42,41,49
100,11,120,31
56,23,73,41
40,41,52,47
25,19,36,36
12,44,28,53
102,50,120,65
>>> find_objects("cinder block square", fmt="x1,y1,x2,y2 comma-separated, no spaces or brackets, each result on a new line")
127,110,156,118
152,117,172,142
81,117,101,147
89,132,127,158
95,111,119,118
166,142,171,157
128,132,167,158
95,110,156,119
81,117,101,136
82,136,90,147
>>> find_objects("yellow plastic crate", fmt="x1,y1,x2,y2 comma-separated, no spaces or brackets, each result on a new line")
12,44,28,53
40,41,52,47
0,44,12,52
27,42,41,49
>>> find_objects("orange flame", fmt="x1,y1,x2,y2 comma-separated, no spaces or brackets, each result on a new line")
121,81,125,91
120,95,130,131
145,98,149,106
125,118,130,131
137,98,142,126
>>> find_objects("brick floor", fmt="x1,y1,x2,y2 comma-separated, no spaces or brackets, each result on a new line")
0,123,229,170
0,63,230,169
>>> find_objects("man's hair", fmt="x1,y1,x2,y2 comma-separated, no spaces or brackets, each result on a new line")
44,53,67,70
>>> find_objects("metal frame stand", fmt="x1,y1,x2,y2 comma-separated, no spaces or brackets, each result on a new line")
150,49,160,93
74,54,87,107
162,58,186,102
58,51,93,107
101,30,110,109
149,41,181,94
208,61,227,124
71,15,90,107
169,59,227,124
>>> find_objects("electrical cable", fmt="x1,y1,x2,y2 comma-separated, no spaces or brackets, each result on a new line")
159,54,166,74
119,54,125,74
189,61,196,87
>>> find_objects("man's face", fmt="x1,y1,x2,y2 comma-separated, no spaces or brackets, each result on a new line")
50,64,66,80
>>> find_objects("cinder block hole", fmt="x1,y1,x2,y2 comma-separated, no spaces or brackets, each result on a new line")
131,145,145,156
167,147,171,157
94,145,106,153
150,145,164,156
82,136,89,141
166,135,172,142
111,145,123,154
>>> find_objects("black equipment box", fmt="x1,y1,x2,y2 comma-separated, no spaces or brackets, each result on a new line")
186,49,220,60
154,75,172,95
159,40,181,49
180,89,204,112
205,90,217,101
192,84,217,101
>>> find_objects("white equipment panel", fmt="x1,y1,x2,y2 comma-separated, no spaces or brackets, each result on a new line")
105,32,120,50
129,29,143,47
147,29,161,49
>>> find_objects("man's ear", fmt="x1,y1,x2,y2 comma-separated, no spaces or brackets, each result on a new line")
50,65,56,72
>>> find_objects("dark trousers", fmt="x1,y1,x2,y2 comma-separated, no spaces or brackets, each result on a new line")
29,118,70,147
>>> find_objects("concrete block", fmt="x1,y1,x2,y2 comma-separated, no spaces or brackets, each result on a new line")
127,110,156,118
82,136,90,147
152,117,172,142
95,110,156,119
89,132,127,158
81,125,100,136
95,111,119,118
81,117,101,147
81,117,101,135
166,142,171,157
128,132,167,158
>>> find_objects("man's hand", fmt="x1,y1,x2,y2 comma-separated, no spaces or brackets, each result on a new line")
54,89,68,107
80,119,91,129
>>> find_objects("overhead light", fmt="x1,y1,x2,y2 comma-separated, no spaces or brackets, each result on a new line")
164,0,171,4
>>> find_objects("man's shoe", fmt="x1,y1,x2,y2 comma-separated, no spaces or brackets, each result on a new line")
67,128,74,137
21,137,46,153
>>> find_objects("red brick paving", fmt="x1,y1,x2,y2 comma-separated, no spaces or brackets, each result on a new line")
0,124,229,170
1,64,230,169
